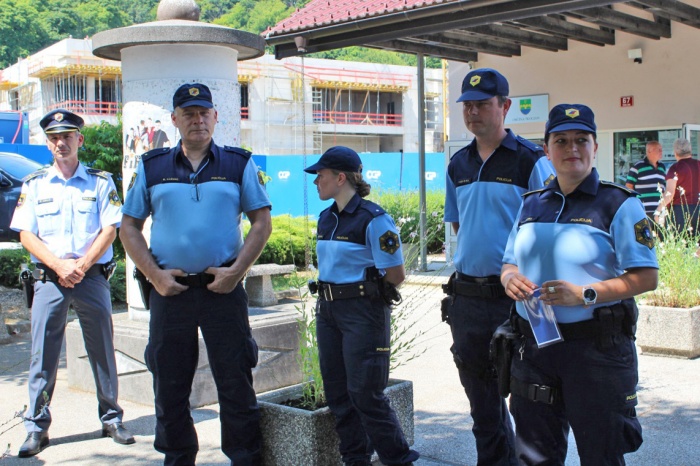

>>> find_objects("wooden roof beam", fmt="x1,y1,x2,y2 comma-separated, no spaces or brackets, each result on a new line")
632,0,700,28
514,14,615,45
465,24,568,52
371,40,478,63
423,32,522,57
574,6,672,39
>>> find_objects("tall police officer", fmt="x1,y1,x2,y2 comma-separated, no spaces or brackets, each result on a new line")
502,104,658,465
305,146,419,466
10,109,133,457
443,68,555,465
120,83,272,466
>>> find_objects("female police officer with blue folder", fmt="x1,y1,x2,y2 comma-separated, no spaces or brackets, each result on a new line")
501,104,658,465
304,146,419,466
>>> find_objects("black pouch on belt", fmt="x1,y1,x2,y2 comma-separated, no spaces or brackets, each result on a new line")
133,268,154,310
490,318,520,398
19,267,35,309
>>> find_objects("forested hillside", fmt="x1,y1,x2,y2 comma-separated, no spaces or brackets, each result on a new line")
0,0,440,69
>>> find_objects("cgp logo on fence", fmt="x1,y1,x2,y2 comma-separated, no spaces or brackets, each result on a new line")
366,170,382,180
425,171,437,181
278,171,291,180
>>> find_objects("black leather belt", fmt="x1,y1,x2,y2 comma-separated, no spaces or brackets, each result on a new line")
34,263,103,282
512,303,625,341
452,272,506,298
174,259,236,288
317,281,379,301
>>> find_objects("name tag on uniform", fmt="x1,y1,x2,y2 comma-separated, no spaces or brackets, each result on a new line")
37,198,53,204
82,197,97,201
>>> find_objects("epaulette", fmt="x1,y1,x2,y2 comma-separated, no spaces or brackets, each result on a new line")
359,199,387,218
86,168,111,179
224,146,252,159
522,187,547,198
600,180,636,196
142,147,170,161
516,135,544,153
22,168,48,183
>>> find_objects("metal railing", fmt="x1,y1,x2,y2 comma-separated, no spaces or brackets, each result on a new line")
47,100,120,115
312,110,401,126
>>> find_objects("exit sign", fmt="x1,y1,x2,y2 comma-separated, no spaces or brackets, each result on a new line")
621,96,634,107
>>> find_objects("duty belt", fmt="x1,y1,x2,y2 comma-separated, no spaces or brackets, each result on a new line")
512,303,626,341
174,258,236,288
448,272,506,299
315,281,379,301
34,263,103,282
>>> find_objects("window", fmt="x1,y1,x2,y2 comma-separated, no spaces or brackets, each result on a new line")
613,129,681,185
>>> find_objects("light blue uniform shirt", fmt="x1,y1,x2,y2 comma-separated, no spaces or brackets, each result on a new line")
11,163,122,263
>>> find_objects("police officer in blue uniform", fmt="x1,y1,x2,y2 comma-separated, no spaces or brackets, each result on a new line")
120,83,272,466
10,109,133,457
443,68,555,466
501,104,659,465
305,146,419,466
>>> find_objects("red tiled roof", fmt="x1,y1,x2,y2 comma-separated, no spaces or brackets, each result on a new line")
267,0,455,36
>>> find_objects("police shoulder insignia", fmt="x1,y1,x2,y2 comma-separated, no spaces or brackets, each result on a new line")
23,168,47,183
634,218,654,249
108,189,122,206
543,174,555,186
16,193,26,208
379,230,400,255
127,172,137,191
87,168,110,179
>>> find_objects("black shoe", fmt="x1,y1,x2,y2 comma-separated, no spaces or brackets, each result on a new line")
101,422,135,445
344,461,371,466
18,432,49,458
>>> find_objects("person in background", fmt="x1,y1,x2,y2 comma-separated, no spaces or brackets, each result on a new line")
654,138,700,234
10,109,133,457
625,140,666,220
502,103,658,465
304,146,419,466
442,68,554,466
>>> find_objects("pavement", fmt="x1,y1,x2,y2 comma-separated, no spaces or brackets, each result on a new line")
1,258,699,465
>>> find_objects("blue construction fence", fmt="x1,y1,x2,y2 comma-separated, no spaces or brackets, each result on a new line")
253,152,446,217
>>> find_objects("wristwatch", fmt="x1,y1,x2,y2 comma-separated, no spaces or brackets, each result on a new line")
582,286,597,307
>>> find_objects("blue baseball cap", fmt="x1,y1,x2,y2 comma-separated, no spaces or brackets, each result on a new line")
173,83,214,109
544,104,597,140
304,146,363,174
40,109,84,134
456,68,509,102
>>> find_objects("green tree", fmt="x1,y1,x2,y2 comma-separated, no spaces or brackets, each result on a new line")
80,118,124,197
215,0,291,34
0,0,49,68
72,1,131,37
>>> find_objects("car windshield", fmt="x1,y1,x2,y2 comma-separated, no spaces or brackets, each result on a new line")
0,154,43,178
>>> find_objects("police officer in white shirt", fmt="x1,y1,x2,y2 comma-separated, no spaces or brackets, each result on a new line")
10,109,134,458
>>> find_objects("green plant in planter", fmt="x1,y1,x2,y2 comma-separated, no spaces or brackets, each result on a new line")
642,205,700,308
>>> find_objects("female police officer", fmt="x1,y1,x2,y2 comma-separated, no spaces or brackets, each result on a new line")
304,146,419,466
500,104,658,465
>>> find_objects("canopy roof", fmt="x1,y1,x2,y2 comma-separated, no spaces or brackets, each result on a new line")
266,0,700,62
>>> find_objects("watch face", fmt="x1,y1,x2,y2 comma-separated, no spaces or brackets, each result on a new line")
584,288,597,301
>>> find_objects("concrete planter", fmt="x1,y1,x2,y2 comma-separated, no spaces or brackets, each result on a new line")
636,304,700,359
257,378,414,466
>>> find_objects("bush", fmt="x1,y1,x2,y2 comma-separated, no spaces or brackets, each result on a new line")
110,259,127,304
0,248,30,288
370,190,445,253
245,215,317,267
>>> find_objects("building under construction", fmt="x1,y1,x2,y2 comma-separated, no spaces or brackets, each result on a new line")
0,38,445,155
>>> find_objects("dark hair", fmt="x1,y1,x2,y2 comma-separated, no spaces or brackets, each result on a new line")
497,95,509,106
334,170,371,197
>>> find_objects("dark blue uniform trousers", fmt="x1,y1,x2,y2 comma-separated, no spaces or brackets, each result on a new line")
510,334,642,466
316,295,419,466
447,294,517,466
26,275,123,432
145,284,260,466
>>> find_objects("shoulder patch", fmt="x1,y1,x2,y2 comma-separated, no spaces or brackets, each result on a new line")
379,230,400,255
86,168,110,179
16,193,26,208
359,199,387,217
108,189,122,206
22,168,47,183
224,146,252,159
127,172,137,191
600,181,635,196
142,147,170,161
634,218,655,249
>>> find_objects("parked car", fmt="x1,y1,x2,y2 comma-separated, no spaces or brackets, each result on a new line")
0,152,43,241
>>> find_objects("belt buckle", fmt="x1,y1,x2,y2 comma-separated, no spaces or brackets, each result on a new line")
323,285,334,301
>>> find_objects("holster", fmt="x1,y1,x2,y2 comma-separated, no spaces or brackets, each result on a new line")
19,268,35,309
133,268,153,310
621,297,639,338
490,319,520,398
440,272,456,325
